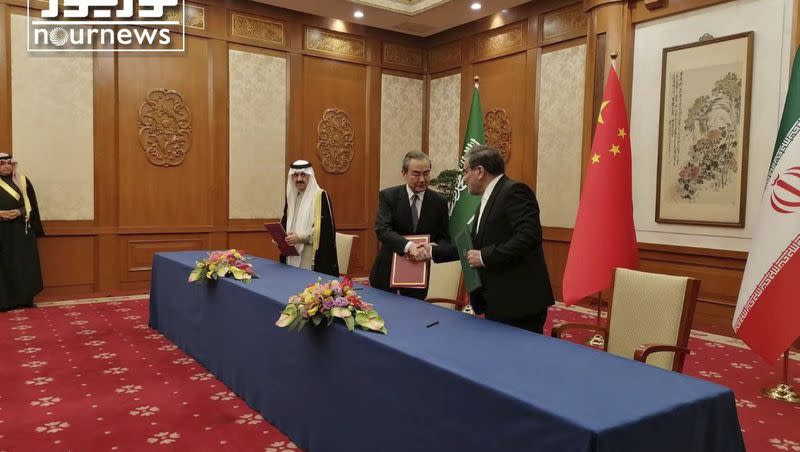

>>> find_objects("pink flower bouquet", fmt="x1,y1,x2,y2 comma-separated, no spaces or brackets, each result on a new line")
275,277,387,334
188,249,258,283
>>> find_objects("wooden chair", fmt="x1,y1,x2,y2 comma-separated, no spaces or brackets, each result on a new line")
552,268,700,372
425,261,464,310
335,233,357,276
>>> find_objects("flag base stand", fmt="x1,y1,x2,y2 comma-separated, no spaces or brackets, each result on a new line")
586,334,605,348
761,383,799,403
586,295,608,308
584,292,606,347
761,346,799,404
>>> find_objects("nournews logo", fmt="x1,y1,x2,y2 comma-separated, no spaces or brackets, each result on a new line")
27,0,186,52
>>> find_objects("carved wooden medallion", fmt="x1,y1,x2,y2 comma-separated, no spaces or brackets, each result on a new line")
316,108,355,174
138,89,192,167
484,108,511,163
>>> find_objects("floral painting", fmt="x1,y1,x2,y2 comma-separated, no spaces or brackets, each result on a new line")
656,32,753,227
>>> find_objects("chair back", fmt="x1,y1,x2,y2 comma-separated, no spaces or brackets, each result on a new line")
425,261,462,309
335,233,357,275
607,268,699,372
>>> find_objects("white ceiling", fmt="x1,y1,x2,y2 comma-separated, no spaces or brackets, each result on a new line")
253,0,532,37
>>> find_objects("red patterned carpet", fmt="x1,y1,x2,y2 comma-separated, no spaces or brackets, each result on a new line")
0,297,798,451
0,297,297,452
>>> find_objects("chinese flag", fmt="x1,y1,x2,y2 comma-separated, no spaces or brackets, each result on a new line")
562,67,638,306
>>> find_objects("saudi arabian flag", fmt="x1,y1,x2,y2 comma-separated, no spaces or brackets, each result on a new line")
449,80,486,237
733,48,800,360
448,80,486,294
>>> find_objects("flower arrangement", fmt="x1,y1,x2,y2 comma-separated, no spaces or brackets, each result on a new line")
275,277,387,334
188,249,258,283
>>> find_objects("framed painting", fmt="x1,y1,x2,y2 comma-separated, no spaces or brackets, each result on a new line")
656,31,753,227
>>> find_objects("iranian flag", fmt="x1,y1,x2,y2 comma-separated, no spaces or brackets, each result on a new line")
734,49,800,360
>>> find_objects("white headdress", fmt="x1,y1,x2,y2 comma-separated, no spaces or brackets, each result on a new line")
0,153,20,187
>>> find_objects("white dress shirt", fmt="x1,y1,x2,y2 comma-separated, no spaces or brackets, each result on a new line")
475,174,503,267
476,174,503,233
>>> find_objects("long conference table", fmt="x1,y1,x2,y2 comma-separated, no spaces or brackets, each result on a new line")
149,251,744,452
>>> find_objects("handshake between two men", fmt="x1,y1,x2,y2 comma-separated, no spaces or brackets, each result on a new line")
405,241,434,262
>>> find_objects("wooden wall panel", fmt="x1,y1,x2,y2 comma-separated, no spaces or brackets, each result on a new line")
470,21,527,63
544,228,748,331
429,40,463,74
540,3,588,45
472,52,528,183
37,236,96,295
117,35,212,228
301,56,369,230
120,235,208,283
228,232,280,261
542,237,571,300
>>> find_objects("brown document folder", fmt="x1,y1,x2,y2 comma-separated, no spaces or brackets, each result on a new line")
390,235,430,289
264,223,300,256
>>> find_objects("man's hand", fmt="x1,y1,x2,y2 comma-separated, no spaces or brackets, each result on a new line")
406,243,431,262
466,249,483,268
0,210,20,220
285,232,299,246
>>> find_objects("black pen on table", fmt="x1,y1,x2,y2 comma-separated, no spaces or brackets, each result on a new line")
426,321,439,328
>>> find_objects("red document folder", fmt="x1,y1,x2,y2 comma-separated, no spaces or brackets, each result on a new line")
264,223,299,256
390,235,430,289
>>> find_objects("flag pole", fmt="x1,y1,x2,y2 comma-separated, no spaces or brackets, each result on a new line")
584,50,621,349
586,291,606,348
761,340,800,403
459,74,481,315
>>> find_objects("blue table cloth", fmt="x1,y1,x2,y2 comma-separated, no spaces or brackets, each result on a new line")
150,251,744,452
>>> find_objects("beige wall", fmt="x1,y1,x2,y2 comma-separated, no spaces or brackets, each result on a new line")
380,73,423,189
630,0,795,250
10,13,94,221
228,48,287,219
428,73,462,176
537,44,586,228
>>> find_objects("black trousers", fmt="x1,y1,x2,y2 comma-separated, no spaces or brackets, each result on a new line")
488,308,548,334
397,287,426,300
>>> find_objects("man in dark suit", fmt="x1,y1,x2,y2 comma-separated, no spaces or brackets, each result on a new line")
464,145,554,333
369,151,457,300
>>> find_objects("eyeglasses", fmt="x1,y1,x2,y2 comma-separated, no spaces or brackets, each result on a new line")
0,161,13,166
462,165,481,176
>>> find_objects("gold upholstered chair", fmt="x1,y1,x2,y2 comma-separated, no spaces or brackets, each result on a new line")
552,268,701,373
425,261,464,310
335,233,357,276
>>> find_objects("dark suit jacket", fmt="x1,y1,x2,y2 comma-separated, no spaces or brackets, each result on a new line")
469,175,554,320
369,185,457,299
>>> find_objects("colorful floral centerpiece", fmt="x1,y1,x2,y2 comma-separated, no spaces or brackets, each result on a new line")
188,249,258,283
275,277,387,334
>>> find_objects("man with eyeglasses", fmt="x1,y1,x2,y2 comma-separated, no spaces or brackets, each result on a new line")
462,145,554,333
0,153,44,312
369,151,457,300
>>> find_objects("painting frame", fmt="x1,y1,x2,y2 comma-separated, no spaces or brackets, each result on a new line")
655,31,753,228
